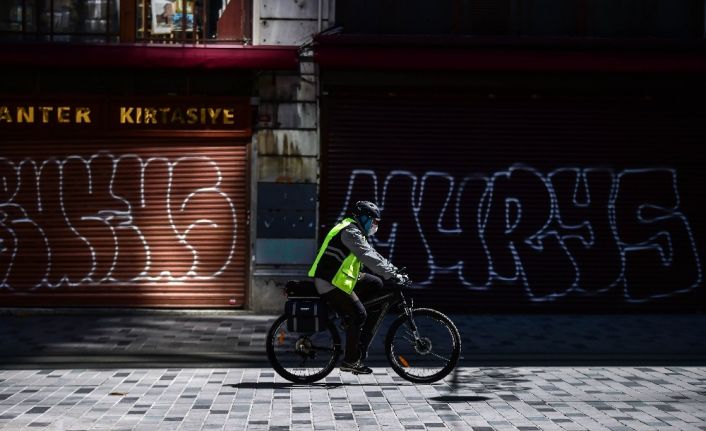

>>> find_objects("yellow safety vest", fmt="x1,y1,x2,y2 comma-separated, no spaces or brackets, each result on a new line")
308,218,362,294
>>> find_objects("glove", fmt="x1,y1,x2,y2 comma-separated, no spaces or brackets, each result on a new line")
395,273,410,285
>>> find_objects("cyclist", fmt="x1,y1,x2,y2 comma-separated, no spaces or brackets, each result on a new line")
308,201,409,375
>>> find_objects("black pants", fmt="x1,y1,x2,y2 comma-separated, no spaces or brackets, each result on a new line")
322,273,394,363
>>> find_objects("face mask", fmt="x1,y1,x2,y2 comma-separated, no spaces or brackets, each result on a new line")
367,219,379,236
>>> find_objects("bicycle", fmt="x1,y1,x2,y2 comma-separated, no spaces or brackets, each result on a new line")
265,276,461,384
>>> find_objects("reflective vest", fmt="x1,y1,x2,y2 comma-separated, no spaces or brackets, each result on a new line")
308,218,362,294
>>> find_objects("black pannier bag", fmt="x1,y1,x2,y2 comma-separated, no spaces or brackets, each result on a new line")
285,280,328,333
285,300,328,333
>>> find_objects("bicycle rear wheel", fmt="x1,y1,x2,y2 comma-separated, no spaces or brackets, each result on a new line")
266,314,341,384
385,308,461,384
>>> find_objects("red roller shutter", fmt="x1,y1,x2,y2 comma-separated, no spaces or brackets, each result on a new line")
0,140,248,308
321,89,705,312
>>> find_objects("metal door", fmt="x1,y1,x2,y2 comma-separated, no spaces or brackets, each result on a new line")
321,90,705,311
1,141,249,307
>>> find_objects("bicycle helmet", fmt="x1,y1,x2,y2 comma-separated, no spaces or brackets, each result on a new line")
352,201,381,236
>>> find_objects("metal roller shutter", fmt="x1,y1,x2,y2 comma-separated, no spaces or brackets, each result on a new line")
0,141,248,308
321,90,705,312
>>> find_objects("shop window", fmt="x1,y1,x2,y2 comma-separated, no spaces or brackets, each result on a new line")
134,0,246,43
137,0,201,42
0,0,249,43
0,0,119,42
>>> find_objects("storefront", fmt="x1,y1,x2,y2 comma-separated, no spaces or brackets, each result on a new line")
0,95,252,307
316,36,706,312
0,43,299,309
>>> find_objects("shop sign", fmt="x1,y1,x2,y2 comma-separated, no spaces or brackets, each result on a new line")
0,97,251,136
0,105,93,125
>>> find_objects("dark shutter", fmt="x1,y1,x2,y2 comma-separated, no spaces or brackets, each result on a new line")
0,141,248,308
321,90,705,312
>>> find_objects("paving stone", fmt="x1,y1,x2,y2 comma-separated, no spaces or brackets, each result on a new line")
0,313,705,429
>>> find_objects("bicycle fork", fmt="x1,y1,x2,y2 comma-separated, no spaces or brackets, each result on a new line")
401,296,422,341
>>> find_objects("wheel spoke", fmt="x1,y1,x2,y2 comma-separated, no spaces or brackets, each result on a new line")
404,329,418,340
427,351,451,363
298,356,307,368
404,327,420,339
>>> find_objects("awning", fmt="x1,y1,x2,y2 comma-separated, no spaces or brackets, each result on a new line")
314,34,706,73
0,43,299,70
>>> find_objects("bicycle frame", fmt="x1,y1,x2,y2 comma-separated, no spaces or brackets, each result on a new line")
359,286,422,351
287,284,423,360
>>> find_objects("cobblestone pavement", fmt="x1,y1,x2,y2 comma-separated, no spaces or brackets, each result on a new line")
1,313,705,367
2,312,705,429
1,366,706,430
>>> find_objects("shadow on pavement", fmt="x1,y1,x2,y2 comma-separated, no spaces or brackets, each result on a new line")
2,312,706,369
0,353,268,370
428,395,491,403
446,367,533,393
227,381,414,389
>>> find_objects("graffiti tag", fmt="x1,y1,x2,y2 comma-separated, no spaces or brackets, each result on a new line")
337,166,702,303
0,153,237,291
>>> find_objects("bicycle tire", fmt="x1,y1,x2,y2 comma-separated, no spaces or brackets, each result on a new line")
384,308,461,384
266,314,342,384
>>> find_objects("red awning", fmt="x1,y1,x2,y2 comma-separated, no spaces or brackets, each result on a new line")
314,34,706,73
1,43,299,70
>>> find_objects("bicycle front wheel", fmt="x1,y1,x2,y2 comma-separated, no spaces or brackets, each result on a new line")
385,308,461,384
266,314,341,384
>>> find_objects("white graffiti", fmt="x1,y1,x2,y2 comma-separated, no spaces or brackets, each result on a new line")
0,153,237,291
338,166,702,303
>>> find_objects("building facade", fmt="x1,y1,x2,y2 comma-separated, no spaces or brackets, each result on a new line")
1,0,705,312
0,0,305,309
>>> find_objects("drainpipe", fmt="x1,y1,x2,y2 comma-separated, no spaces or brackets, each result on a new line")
253,0,261,44
318,0,323,32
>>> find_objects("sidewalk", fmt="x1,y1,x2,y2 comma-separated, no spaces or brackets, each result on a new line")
2,311,706,430
1,312,705,368
1,366,705,430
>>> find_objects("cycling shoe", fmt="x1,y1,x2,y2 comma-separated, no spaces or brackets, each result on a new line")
340,360,372,375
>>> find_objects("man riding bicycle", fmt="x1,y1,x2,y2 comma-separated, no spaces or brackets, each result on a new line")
308,201,409,375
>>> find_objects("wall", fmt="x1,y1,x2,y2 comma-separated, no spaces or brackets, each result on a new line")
250,0,332,312
254,0,334,45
